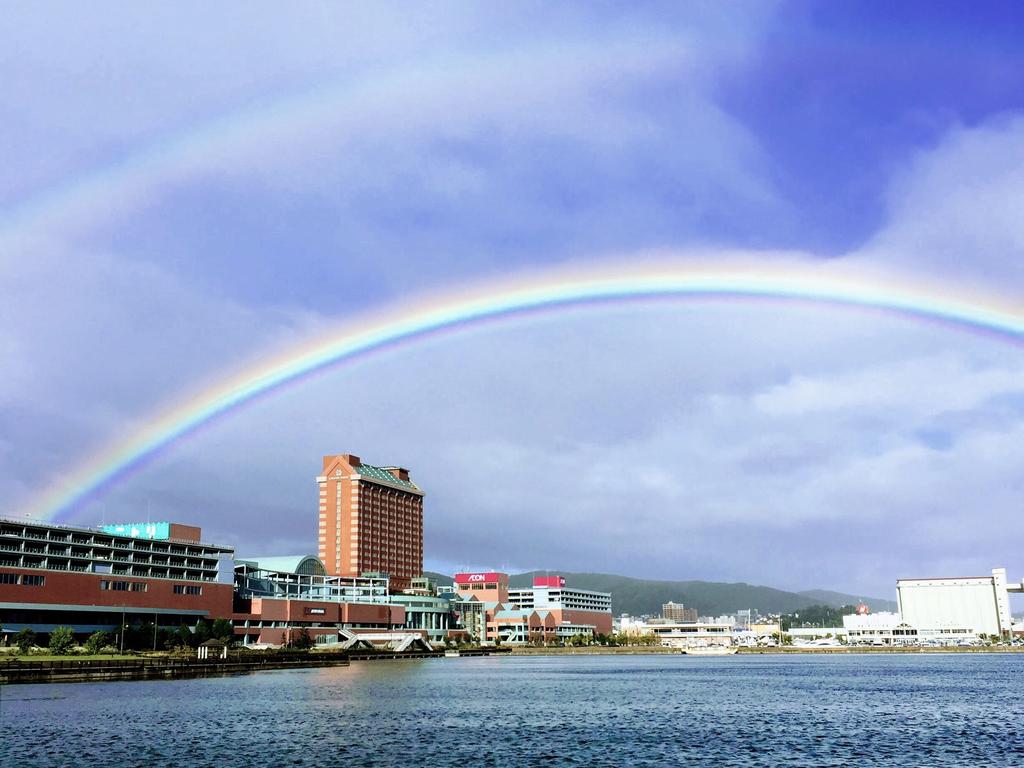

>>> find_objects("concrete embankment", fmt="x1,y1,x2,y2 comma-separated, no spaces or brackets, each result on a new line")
0,654,351,685
0,647,510,684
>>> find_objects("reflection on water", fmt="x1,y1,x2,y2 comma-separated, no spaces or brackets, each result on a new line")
3,654,1024,767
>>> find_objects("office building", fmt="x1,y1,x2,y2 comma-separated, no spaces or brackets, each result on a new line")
316,454,424,591
661,601,698,623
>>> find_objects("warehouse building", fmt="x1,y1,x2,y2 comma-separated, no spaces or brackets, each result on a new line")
897,567,1020,639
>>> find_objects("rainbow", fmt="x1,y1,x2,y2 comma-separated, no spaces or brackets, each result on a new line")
25,257,1024,523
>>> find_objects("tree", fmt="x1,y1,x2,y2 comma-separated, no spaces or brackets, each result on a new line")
175,624,196,649
122,623,153,651
289,628,314,650
48,626,75,656
211,618,235,644
84,630,110,655
193,619,211,645
16,628,36,654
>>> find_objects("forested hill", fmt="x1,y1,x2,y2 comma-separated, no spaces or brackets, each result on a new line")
426,570,897,617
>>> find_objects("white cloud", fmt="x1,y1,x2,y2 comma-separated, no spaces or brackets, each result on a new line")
752,354,1024,418
857,114,1024,288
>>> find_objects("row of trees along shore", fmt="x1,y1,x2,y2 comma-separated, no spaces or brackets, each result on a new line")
5,618,238,656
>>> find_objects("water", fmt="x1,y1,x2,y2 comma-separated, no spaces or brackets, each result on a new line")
3,654,1024,767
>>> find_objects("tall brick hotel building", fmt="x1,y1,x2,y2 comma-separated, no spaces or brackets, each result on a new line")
316,454,424,591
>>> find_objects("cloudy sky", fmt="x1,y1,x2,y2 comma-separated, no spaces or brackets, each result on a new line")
2,2,1023,600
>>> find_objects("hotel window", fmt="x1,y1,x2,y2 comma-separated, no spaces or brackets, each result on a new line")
131,582,148,592
21,574,45,586
0,573,18,585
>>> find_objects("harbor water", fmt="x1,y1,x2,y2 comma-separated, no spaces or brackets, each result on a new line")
3,654,1024,766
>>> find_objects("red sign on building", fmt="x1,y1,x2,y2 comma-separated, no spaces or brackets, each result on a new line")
454,572,504,584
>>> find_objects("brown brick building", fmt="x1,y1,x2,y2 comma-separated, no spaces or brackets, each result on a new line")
0,518,235,638
316,454,424,591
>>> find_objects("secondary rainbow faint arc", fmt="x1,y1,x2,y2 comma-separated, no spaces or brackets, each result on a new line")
29,261,1024,524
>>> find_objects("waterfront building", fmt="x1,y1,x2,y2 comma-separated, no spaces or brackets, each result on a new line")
509,575,613,621
234,556,390,603
635,619,734,649
897,568,1020,638
450,596,487,642
661,601,698,623
454,571,509,602
842,611,919,645
0,517,234,637
453,572,613,643
386,593,453,644
316,454,424,591
232,555,405,645
233,594,406,646
233,555,456,645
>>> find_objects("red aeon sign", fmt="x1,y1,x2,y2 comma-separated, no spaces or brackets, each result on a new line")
454,572,503,584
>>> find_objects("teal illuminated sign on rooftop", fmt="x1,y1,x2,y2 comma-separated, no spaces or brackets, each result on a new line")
100,522,171,540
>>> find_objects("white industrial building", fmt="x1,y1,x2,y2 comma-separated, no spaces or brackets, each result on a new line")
838,568,1022,646
897,567,1020,639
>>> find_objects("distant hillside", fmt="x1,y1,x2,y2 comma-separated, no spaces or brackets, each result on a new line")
798,589,896,612
426,570,896,616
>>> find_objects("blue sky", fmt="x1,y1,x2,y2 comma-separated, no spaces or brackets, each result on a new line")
2,2,1023,601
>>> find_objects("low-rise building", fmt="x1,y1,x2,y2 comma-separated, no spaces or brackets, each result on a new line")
638,620,734,649
842,611,920,645
0,517,234,640
233,555,419,645
386,592,452,644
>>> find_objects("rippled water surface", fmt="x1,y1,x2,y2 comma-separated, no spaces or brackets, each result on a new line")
3,654,1024,767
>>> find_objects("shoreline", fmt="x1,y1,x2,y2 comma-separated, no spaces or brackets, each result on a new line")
0,647,508,685
508,645,1024,656
0,654,352,685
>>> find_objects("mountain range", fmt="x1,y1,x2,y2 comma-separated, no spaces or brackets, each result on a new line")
425,570,897,617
